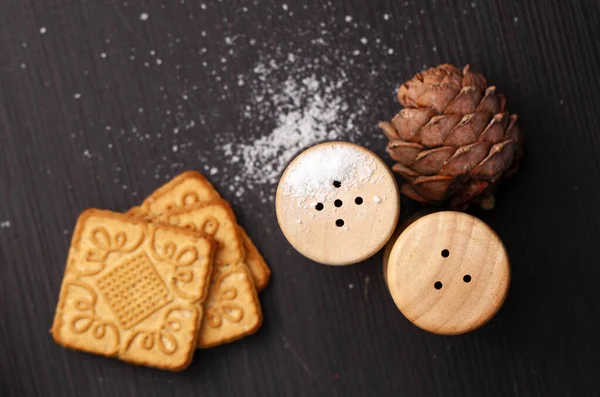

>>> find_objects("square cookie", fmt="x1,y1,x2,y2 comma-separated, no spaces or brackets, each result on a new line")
138,171,220,219
164,201,263,348
51,209,215,371
237,227,271,292
131,170,271,291
165,200,244,267
200,266,263,348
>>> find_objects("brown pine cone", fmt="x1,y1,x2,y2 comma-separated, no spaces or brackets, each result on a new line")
380,64,523,209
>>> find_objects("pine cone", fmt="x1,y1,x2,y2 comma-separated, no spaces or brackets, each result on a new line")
380,64,523,209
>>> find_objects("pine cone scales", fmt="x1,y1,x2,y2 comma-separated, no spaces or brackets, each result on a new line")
380,64,523,209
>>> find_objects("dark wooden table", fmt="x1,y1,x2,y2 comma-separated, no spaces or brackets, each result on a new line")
2,0,600,396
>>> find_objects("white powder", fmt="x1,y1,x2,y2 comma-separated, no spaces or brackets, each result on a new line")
282,144,376,205
73,8,400,204
217,57,372,195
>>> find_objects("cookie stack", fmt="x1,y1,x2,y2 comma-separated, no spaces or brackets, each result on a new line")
52,171,270,371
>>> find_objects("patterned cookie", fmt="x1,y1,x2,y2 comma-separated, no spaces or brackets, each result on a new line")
164,201,263,348
131,170,271,291
139,171,220,217
51,209,215,371
238,228,271,291
199,266,263,348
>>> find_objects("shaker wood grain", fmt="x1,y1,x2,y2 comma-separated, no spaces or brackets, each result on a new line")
276,142,400,265
386,211,510,335
1,0,600,396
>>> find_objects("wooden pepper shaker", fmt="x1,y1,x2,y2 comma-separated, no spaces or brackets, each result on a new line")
276,142,400,265
384,211,510,334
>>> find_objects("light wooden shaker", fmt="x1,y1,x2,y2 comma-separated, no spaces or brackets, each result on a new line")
276,142,400,266
384,211,510,335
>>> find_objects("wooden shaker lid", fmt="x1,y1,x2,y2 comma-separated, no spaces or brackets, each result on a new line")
276,142,400,265
386,211,510,334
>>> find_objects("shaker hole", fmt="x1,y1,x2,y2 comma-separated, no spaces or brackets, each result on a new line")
434,281,443,290
333,181,342,188
463,275,472,283
335,219,344,227
334,199,343,207
355,197,363,205
441,249,450,258
315,203,324,211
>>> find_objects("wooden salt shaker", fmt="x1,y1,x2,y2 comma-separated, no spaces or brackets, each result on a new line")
276,142,400,265
384,211,510,334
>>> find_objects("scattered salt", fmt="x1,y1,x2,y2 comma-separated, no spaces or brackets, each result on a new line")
100,52,107,59
373,196,382,203
73,93,81,99
139,12,149,21
217,57,371,193
39,27,47,34
282,144,376,206
348,283,354,289
345,15,353,23
209,167,218,175
0,220,11,228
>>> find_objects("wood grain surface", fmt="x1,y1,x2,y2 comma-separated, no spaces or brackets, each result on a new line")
1,0,600,396
276,142,400,266
386,211,510,335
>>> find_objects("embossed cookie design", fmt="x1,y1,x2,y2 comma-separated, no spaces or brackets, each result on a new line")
129,170,271,291
276,142,400,265
51,209,215,371
163,201,263,348
385,211,510,335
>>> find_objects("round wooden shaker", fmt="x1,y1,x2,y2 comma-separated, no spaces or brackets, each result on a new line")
276,142,400,265
385,211,510,334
